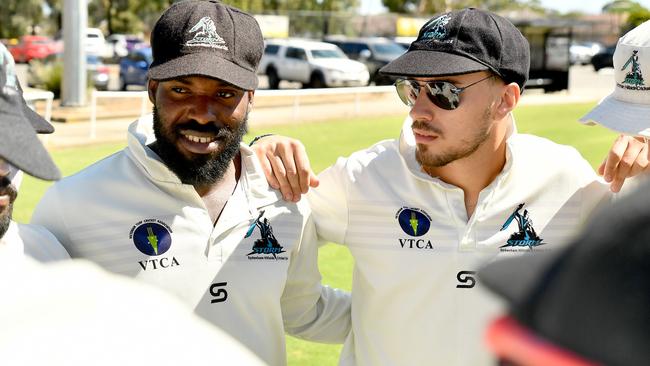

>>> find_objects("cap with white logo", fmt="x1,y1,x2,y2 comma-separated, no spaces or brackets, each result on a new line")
580,20,650,136
148,0,263,90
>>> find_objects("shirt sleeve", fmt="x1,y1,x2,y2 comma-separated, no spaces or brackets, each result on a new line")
280,211,351,343
18,223,70,262
31,184,73,254
307,157,350,244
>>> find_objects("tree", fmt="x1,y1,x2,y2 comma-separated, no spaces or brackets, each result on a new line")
382,0,546,15
0,0,45,38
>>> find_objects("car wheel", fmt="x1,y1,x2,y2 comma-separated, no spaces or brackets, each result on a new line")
267,67,280,89
309,72,326,88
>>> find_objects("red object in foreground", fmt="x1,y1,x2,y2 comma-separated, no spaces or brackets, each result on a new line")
485,316,598,366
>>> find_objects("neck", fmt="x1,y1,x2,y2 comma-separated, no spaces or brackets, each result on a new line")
422,121,509,219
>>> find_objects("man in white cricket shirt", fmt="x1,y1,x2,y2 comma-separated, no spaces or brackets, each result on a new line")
0,42,264,366
251,8,650,365
31,1,350,364
0,43,68,262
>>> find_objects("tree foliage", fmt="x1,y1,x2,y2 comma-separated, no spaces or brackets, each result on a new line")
0,0,45,39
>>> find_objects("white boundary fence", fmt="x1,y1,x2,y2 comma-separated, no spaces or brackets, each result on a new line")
90,90,150,139
89,85,395,139
23,90,54,122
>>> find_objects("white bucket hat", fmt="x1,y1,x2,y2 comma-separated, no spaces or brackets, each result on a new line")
579,20,650,136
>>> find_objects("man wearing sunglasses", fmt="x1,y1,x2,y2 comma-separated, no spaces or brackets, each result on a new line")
251,8,649,365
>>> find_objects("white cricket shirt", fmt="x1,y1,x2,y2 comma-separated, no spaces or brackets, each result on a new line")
308,118,611,365
0,221,69,262
32,115,351,366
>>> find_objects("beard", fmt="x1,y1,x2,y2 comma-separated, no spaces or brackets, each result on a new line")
152,105,248,187
0,176,17,239
414,105,493,169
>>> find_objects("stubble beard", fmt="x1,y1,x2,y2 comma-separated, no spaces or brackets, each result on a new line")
152,105,248,187
0,177,17,239
415,105,493,170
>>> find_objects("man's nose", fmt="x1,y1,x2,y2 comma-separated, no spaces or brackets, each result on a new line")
189,96,218,125
409,89,435,122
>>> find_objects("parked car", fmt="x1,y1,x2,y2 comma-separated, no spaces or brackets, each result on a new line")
260,39,369,89
28,52,110,90
9,35,59,63
119,46,152,90
86,28,107,58
393,36,416,50
591,45,615,71
570,41,603,65
105,34,145,60
324,37,405,85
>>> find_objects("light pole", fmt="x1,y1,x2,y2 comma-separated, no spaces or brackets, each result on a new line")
62,0,87,106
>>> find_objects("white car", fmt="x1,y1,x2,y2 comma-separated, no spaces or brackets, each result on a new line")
85,28,107,58
260,39,369,88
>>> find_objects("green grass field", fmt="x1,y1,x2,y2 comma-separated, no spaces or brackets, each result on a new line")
14,102,617,365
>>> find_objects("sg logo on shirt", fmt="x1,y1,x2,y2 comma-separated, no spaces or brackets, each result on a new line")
210,282,228,303
456,271,477,289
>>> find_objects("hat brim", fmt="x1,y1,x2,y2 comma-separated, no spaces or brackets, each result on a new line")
478,248,567,307
0,114,60,181
17,79,54,134
379,49,491,77
579,93,650,137
148,52,258,90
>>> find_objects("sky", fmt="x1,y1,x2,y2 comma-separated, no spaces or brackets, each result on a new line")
359,0,650,15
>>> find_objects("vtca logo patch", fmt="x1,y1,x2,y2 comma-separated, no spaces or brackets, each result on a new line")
499,203,544,251
396,207,434,249
245,210,288,261
130,219,179,271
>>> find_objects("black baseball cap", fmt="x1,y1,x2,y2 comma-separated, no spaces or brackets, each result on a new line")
0,44,60,181
380,8,530,89
479,179,650,365
148,0,263,90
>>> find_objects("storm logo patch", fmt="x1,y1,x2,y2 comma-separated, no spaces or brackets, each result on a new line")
245,211,287,260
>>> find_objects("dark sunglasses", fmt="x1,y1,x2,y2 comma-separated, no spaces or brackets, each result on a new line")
394,74,495,110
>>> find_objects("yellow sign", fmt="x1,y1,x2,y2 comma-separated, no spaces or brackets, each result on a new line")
254,15,289,39
396,17,428,37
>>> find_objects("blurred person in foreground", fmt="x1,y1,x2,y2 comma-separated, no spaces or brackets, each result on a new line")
250,8,650,365
0,42,68,261
31,1,350,364
0,42,265,366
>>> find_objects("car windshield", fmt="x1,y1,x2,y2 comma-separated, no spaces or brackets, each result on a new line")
86,55,100,64
311,49,345,59
372,43,405,56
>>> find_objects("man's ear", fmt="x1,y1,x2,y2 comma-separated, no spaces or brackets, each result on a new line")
493,82,520,120
247,90,255,107
148,79,158,104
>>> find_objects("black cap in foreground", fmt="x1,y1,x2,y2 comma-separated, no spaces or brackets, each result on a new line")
0,44,60,181
479,179,650,366
148,0,264,90
380,8,530,89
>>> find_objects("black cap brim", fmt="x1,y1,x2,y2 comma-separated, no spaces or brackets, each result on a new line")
148,52,258,90
478,248,568,307
379,49,493,77
0,113,60,181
